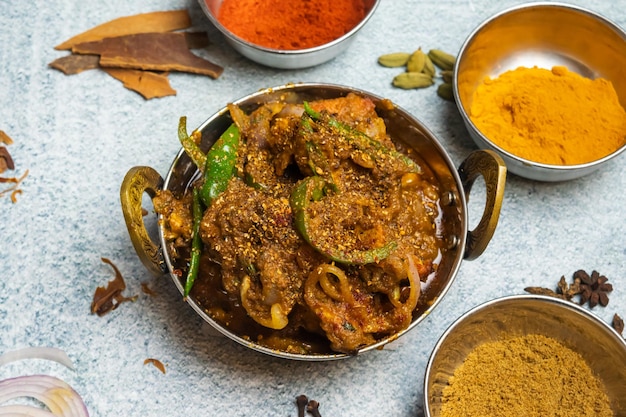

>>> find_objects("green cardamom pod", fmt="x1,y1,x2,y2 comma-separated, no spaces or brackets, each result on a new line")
406,49,426,73
392,72,434,89
422,54,436,77
437,82,454,101
440,70,454,84
428,49,456,71
378,52,411,68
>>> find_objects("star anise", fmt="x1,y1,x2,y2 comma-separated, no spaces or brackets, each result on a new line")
575,270,613,308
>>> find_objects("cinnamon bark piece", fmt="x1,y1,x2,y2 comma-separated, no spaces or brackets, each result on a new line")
0,130,14,145
49,33,208,75
55,9,191,50
49,54,100,75
103,68,176,100
72,32,223,78
183,31,211,49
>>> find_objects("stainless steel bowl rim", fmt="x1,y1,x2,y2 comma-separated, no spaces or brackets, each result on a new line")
199,0,380,54
453,2,626,180
423,294,626,415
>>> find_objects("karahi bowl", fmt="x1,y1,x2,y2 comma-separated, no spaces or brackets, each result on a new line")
121,82,506,360
197,0,380,69
424,295,626,416
454,2,626,181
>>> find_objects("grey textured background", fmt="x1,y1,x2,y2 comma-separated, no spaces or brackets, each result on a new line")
1,0,625,416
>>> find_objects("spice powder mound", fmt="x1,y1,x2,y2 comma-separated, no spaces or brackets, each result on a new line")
216,0,366,50
440,334,613,417
469,66,626,165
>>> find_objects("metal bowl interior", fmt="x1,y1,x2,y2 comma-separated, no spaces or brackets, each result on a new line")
454,2,626,181
160,83,468,360
197,0,380,69
424,295,626,416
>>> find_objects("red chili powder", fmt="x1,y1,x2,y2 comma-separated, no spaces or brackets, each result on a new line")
216,0,367,50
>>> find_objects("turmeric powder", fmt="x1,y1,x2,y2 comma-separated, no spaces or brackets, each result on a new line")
470,66,626,165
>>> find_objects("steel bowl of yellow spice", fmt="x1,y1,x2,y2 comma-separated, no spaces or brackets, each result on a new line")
454,3,626,181
424,295,626,417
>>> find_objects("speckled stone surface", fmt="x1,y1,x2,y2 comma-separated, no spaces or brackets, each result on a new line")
1,1,625,416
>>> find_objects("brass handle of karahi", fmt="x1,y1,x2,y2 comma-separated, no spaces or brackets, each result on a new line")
120,166,167,276
458,149,507,260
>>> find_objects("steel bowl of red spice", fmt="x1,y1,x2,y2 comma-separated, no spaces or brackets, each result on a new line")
424,295,626,417
454,3,626,181
120,82,507,360
197,0,380,69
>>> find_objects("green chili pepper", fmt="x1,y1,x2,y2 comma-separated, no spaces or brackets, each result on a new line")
302,102,422,174
290,176,397,265
200,123,240,207
184,187,203,298
304,141,339,192
178,116,207,171
180,122,240,296
244,172,268,191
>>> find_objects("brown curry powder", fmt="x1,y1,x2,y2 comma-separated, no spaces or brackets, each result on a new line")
470,66,626,165
441,334,613,417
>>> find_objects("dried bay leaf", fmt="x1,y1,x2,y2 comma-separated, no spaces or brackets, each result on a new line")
103,68,176,100
72,32,223,78
55,9,191,50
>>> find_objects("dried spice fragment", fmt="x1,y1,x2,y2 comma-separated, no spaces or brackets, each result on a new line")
0,146,15,173
143,358,166,374
140,282,157,296
48,54,101,75
613,314,624,336
557,274,581,300
576,269,613,308
72,32,223,78
103,68,176,99
0,130,14,145
525,269,614,309
181,31,211,49
296,395,308,417
295,395,324,417
55,9,192,50
91,257,138,316
0,132,28,203
524,275,581,301
51,11,221,100
306,400,323,417
524,286,564,299
0,170,29,203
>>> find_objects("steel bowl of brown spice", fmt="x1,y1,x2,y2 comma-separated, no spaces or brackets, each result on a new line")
454,3,626,181
197,0,380,69
120,82,506,360
424,294,626,417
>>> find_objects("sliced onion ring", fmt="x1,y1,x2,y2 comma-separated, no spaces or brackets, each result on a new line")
0,375,88,417
0,403,60,417
0,348,74,371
